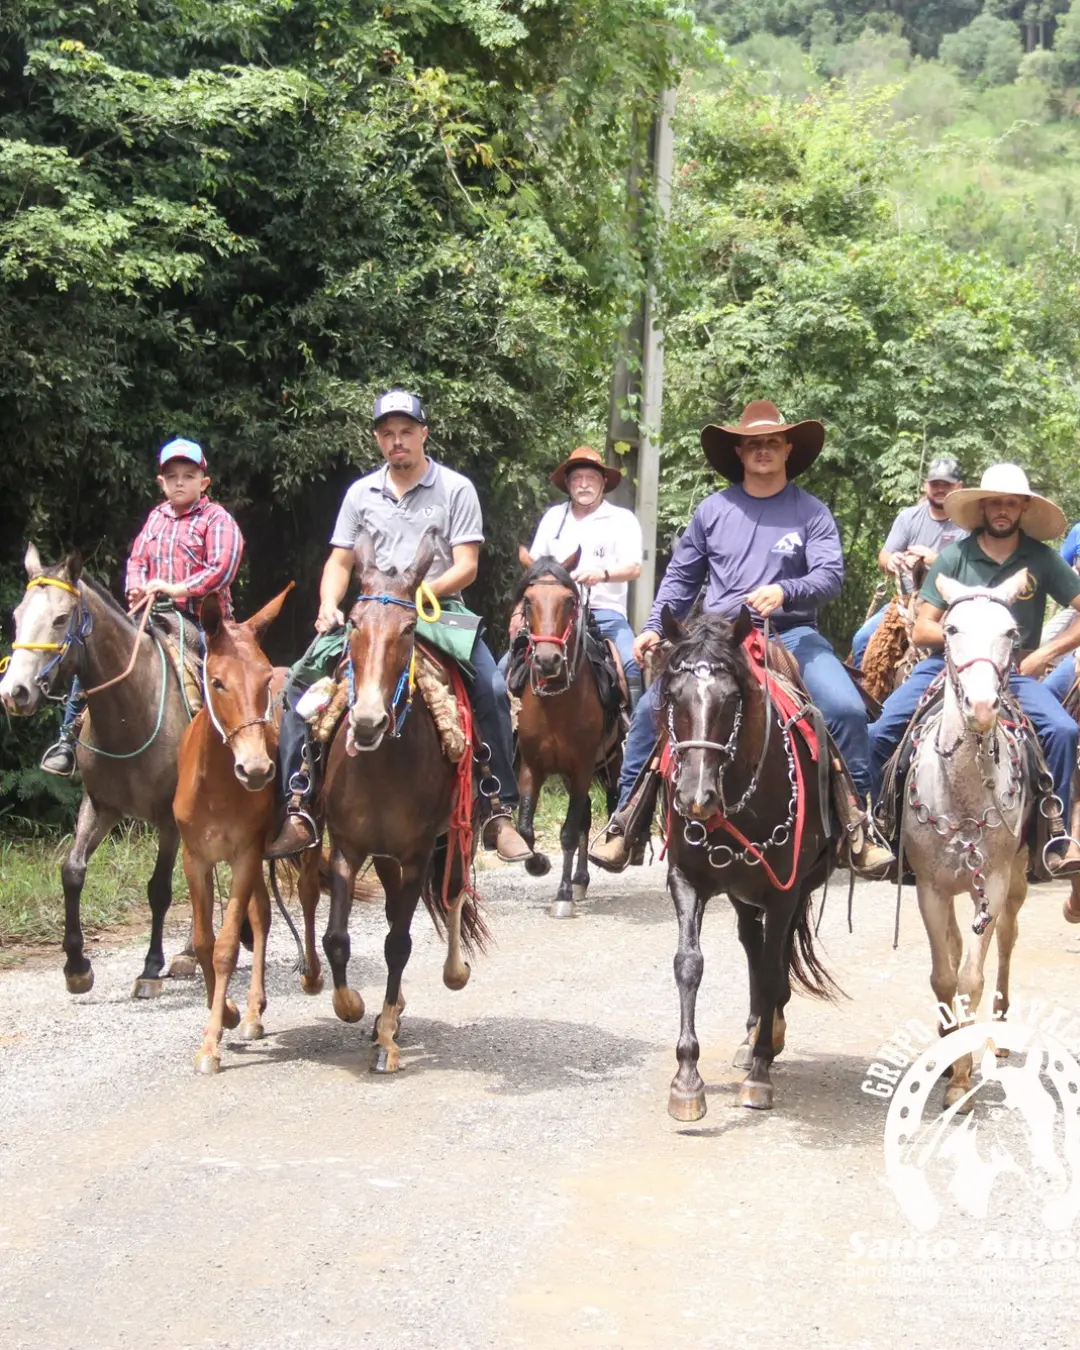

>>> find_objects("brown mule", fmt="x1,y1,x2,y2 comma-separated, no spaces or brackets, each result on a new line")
173,585,322,1075
514,545,621,918
321,527,489,1073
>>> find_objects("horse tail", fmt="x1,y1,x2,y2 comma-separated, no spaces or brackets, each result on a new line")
421,862,491,958
788,890,844,1002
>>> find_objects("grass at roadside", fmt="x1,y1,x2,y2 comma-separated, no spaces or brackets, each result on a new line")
0,825,188,947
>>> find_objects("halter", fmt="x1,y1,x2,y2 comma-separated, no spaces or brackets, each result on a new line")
345,583,440,737
522,577,586,696
202,661,275,745
0,576,93,695
939,593,1019,757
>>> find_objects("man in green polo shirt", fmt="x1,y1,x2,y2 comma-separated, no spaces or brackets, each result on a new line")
868,464,1080,875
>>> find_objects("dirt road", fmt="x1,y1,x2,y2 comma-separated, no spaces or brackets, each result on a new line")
2,860,1080,1349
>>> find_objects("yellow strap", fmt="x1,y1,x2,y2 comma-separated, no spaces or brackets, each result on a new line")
416,583,441,623
408,645,417,694
27,576,80,597
12,641,64,652
0,655,9,675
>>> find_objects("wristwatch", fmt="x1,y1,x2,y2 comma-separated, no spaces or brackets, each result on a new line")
602,568,610,582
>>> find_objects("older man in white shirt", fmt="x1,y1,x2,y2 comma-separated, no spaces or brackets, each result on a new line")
529,445,644,707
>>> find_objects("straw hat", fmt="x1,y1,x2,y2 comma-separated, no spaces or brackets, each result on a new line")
943,464,1066,541
550,445,622,494
700,400,826,482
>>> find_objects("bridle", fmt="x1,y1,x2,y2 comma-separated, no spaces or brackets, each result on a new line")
202,661,275,745
345,583,441,737
522,577,586,695
938,593,1019,756
1,576,93,698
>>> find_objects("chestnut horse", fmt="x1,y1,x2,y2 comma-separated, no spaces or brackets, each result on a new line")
513,547,621,918
321,528,488,1073
659,607,838,1119
173,587,322,1075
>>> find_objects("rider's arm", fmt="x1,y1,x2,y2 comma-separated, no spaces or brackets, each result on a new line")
125,510,157,603
879,507,913,575
774,503,844,610
176,505,244,603
608,509,643,583
427,543,479,599
1019,556,1080,675
642,508,709,635
315,547,354,631
912,602,945,650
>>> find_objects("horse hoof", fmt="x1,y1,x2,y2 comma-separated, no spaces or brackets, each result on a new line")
65,969,94,996
524,852,551,877
996,1045,1011,1060
372,1046,400,1074
668,1087,707,1122
239,1016,264,1042
738,1081,774,1110
193,1051,221,1076
443,963,471,992
332,987,365,1024
944,1082,975,1113
221,999,241,1031
131,978,164,1000
572,882,588,905
300,972,324,996
732,1042,753,1070
548,899,575,920
168,954,198,980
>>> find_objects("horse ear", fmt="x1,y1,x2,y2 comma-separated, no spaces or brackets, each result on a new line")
731,605,753,647
245,581,295,640
935,575,970,607
995,568,1030,607
561,547,582,573
354,531,377,578
660,604,683,644
25,543,43,578
62,550,82,585
404,525,438,589
201,593,225,642
518,544,534,570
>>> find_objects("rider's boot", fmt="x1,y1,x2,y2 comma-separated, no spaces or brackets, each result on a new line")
481,794,532,863
1042,795,1080,877
626,673,644,714
264,710,321,859
833,771,894,879
589,751,663,874
40,684,86,777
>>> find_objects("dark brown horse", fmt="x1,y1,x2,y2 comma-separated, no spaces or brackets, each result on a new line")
658,606,839,1119
321,528,488,1073
513,547,621,918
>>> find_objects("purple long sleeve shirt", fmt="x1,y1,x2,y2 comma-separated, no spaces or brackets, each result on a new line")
645,482,845,635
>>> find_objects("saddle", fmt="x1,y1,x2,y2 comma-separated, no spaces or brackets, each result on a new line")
149,608,203,715
874,673,1057,883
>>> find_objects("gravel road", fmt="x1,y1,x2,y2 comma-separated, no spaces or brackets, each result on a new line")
3,858,1080,1350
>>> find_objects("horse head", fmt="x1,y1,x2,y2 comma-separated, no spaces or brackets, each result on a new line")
1,543,84,715
516,544,582,687
658,605,754,821
200,584,293,790
345,527,437,751
936,572,1026,736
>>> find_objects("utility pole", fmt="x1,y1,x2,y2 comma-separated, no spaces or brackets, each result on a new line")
607,86,677,633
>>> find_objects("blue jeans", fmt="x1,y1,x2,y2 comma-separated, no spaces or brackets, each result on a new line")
616,624,873,808
868,656,1078,819
1045,657,1077,703
591,608,640,681
851,606,887,669
469,638,518,807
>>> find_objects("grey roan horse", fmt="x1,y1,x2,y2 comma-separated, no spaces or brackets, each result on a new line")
1,546,195,996
658,606,839,1118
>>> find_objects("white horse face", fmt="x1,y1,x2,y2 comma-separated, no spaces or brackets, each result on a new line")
0,545,82,716
936,572,1026,735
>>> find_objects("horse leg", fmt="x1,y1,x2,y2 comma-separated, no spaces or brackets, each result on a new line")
193,858,251,1075
732,904,764,1070
550,784,588,919
572,786,592,907
915,881,967,1109
991,854,1028,1058
371,858,425,1074
132,820,179,998
184,850,216,1008
738,893,798,1110
520,763,551,879
323,846,365,1024
61,795,118,994
668,863,708,1121
298,849,323,995
239,864,271,1042
167,916,199,980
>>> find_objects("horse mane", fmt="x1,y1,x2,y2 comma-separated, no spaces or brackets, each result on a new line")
81,574,137,632
512,556,580,606
657,614,753,705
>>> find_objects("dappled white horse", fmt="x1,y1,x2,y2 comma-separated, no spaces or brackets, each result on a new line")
902,572,1031,1111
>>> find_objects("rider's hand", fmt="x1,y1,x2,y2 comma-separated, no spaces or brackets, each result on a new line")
746,584,785,618
315,598,345,634
633,630,661,667
1019,650,1052,679
907,545,936,564
573,567,606,587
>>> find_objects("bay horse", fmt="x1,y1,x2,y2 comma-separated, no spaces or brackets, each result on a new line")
321,527,488,1073
901,573,1030,1111
514,547,621,918
173,586,323,1075
658,606,838,1119
0,545,195,996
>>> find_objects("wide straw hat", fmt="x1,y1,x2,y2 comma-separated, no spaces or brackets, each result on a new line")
700,400,826,482
944,464,1066,541
550,445,622,494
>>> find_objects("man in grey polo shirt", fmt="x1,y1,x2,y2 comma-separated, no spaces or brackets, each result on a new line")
265,389,530,862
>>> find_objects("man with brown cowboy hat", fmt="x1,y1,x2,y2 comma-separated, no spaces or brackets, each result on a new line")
525,445,644,707
869,463,1080,878
589,399,894,877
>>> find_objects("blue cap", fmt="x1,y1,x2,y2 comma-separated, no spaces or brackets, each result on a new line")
158,437,206,468
373,389,427,426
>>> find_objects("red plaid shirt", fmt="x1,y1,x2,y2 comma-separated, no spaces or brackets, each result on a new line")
126,496,244,618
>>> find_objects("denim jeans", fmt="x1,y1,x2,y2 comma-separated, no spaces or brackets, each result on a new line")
590,608,640,681
1045,656,1077,703
851,605,887,670
868,655,1079,819
615,624,873,808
